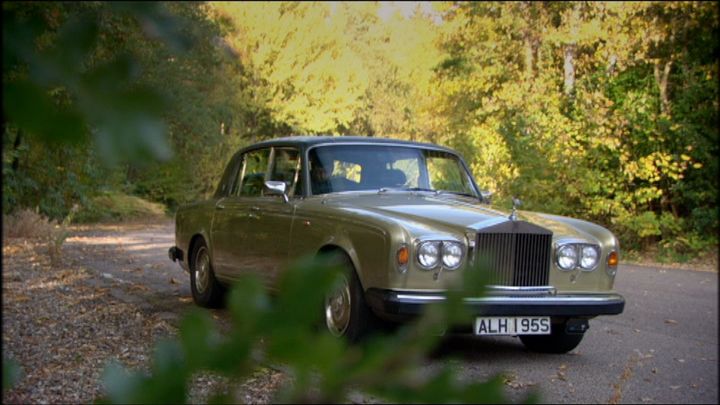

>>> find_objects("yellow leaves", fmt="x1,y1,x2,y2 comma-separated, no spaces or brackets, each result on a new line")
693,163,703,169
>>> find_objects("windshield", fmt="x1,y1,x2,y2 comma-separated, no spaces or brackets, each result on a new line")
308,145,477,197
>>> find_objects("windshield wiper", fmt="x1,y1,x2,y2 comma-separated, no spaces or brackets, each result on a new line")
403,187,437,193
378,187,438,194
437,190,479,199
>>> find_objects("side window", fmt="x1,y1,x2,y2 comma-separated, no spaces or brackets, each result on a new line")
269,148,301,197
214,153,242,198
238,148,270,197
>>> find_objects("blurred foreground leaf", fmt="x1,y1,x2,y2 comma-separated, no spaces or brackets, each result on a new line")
2,2,185,164
2,357,22,392
99,257,530,403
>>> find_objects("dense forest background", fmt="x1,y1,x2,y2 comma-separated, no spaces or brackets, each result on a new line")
3,1,718,259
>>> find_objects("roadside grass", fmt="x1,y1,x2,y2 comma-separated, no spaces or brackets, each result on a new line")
74,191,169,224
623,245,718,272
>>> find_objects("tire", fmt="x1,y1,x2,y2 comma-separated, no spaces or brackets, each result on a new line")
519,320,585,354
190,238,225,308
323,253,376,342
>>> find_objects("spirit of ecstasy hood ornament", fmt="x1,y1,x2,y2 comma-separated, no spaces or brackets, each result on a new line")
509,197,522,221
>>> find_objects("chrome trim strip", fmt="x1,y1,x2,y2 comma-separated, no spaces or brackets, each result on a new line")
394,293,624,304
485,285,556,296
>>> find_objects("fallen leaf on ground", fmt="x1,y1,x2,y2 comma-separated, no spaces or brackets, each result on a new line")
664,319,678,325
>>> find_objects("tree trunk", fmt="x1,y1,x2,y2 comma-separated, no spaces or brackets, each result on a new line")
524,37,534,79
607,54,617,76
654,60,673,115
563,44,576,96
563,3,580,97
524,36,540,80
11,129,23,171
521,2,540,81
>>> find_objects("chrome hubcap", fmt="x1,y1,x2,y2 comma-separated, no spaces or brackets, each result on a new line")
325,275,351,337
194,247,210,294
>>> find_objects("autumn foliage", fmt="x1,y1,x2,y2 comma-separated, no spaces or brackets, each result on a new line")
3,1,718,259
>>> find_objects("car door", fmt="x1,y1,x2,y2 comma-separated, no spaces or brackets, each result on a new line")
211,148,270,282
242,147,302,290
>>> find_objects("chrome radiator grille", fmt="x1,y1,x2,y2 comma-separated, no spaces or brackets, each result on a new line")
474,221,552,286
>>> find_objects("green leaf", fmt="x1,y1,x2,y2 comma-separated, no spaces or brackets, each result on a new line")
2,357,21,391
100,361,143,404
179,310,215,369
53,13,99,75
3,80,86,143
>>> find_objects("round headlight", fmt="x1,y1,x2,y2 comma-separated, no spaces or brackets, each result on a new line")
556,245,578,271
442,242,463,269
580,245,599,270
417,242,440,269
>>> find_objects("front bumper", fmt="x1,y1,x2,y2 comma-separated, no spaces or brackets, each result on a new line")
365,288,625,319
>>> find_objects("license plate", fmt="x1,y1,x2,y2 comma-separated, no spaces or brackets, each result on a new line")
474,316,551,335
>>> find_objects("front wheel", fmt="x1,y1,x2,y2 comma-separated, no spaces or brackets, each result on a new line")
519,321,585,354
323,256,376,342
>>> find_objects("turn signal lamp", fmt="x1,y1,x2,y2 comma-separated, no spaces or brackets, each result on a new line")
606,250,619,276
397,245,409,273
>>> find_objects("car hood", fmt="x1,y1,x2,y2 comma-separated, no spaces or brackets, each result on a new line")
324,192,592,240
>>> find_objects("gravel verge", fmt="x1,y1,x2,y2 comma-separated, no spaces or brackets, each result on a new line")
2,224,284,403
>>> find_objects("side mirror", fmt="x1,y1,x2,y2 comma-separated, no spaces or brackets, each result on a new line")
264,181,289,203
480,190,493,203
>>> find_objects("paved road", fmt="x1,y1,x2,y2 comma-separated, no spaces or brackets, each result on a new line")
429,264,718,404
66,223,718,404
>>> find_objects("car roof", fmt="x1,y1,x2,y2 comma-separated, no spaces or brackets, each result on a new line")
247,135,457,153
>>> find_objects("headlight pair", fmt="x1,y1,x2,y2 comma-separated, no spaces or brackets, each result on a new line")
417,241,464,270
556,243,600,271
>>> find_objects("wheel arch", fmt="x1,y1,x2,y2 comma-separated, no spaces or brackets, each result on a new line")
316,244,366,290
188,233,208,267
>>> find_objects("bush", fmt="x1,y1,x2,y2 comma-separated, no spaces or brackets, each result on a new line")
2,208,56,240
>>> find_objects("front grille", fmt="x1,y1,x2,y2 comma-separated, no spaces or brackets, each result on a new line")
474,221,552,286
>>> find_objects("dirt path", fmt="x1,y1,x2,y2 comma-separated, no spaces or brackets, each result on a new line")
2,221,282,404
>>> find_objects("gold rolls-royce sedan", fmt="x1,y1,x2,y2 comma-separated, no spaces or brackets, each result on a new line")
169,136,624,353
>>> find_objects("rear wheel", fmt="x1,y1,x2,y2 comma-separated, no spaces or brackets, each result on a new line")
190,239,225,308
323,254,376,342
519,320,585,354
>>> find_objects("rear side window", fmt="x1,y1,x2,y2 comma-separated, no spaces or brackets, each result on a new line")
238,148,270,197
214,153,242,198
